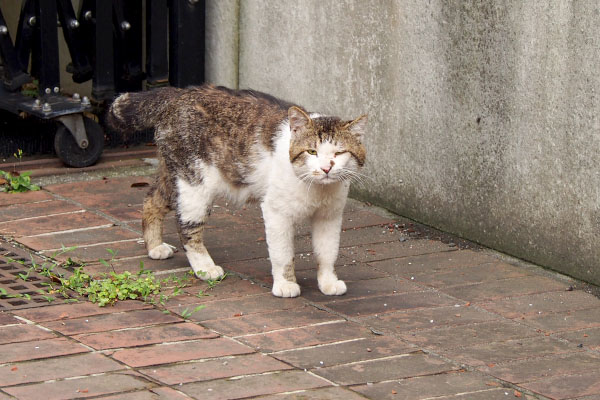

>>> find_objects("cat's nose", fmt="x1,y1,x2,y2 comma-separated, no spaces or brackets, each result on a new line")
321,160,334,174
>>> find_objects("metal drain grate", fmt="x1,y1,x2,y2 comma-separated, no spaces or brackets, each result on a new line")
0,241,72,310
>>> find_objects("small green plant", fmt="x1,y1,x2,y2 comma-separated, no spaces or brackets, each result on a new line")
0,170,40,193
0,150,40,193
180,305,206,320
203,272,228,289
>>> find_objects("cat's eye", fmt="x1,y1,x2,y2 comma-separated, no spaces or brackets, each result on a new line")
306,149,317,155
334,151,347,156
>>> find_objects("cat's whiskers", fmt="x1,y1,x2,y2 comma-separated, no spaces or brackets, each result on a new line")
337,168,371,188
296,171,316,198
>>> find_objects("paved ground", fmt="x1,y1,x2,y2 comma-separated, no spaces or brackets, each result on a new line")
1,160,600,399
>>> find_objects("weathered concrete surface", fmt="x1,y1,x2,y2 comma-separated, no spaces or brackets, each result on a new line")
205,0,239,88
206,1,600,285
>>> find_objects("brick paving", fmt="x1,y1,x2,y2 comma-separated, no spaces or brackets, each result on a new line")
0,172,599,399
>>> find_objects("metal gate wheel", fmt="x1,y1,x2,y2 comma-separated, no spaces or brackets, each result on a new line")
54,116,104,168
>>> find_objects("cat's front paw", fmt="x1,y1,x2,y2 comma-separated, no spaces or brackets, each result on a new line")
148,243,174,260
319,278,347,296
272,280,301,298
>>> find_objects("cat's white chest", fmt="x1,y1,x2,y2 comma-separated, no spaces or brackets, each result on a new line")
264,176,348,222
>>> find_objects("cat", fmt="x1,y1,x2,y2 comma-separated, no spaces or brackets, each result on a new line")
107,84,367,297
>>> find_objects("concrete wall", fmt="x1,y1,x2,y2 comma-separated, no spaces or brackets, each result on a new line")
206,0,600,285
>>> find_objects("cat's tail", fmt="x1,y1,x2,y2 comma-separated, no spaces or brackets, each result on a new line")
106,87,180,133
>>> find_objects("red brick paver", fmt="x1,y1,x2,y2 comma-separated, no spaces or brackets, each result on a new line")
3,372,153,400
314,352,457,385
179,370,330,400
352,370,498,400
0,323,56,344
41,308,181,335
238,321,370,352
111,338,255,367
13,299,150,322
74,321,218,350
0,337,89,363
0,353,123,386
140,353,292,385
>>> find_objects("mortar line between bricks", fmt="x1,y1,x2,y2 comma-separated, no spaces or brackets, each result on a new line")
304,369,340,387
11,315,36,325
0,209,87,225
357,247,458,266
341,369,467,388
130,353,292,384
232,319,347,339
44,238,143,253
165,387,194,399
44,190,143,236
0,369,155,391
270,338,367,354
419,387,529,400
477,349,600,369
153,267,190,276
496,301,600,320
188,368,335,388
317,353,416,369
133,353,242,368
435,275,571,292
88,253,148,264
24,224,115,238
70,321,191,337
0,199,54,206
0,349,115,369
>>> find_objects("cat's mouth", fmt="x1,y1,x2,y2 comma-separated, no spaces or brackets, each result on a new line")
318,174,340,184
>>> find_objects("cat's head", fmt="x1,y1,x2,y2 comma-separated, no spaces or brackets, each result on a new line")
288,106,367,185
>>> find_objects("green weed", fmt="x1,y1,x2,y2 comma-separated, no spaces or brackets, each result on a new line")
2,247,228,311
180,305,206,320
0,150,40,193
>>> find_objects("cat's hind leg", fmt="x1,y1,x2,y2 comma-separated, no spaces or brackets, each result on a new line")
176,178,224,280
143,171,174,260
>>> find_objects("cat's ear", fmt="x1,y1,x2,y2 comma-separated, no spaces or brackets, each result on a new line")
344,114,368,140
288,106,313,134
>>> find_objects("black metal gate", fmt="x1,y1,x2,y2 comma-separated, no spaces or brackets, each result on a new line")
0,0,205,166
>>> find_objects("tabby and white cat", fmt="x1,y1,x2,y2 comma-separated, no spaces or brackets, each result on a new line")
108,85,367,297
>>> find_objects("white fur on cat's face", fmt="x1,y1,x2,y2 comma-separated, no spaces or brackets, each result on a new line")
287,107,366,187
296,141,359,185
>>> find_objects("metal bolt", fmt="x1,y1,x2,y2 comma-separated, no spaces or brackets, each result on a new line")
120,21,131,31
69,19,79,29
80,139,89,149
84,10,92,20
0,26,7,35
44,88,51,95
72,93,81,102
53,87,60,94
81,96,91,106
188,0,200,4
32,99,42,109
42,102,52,113
28,16,36,26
